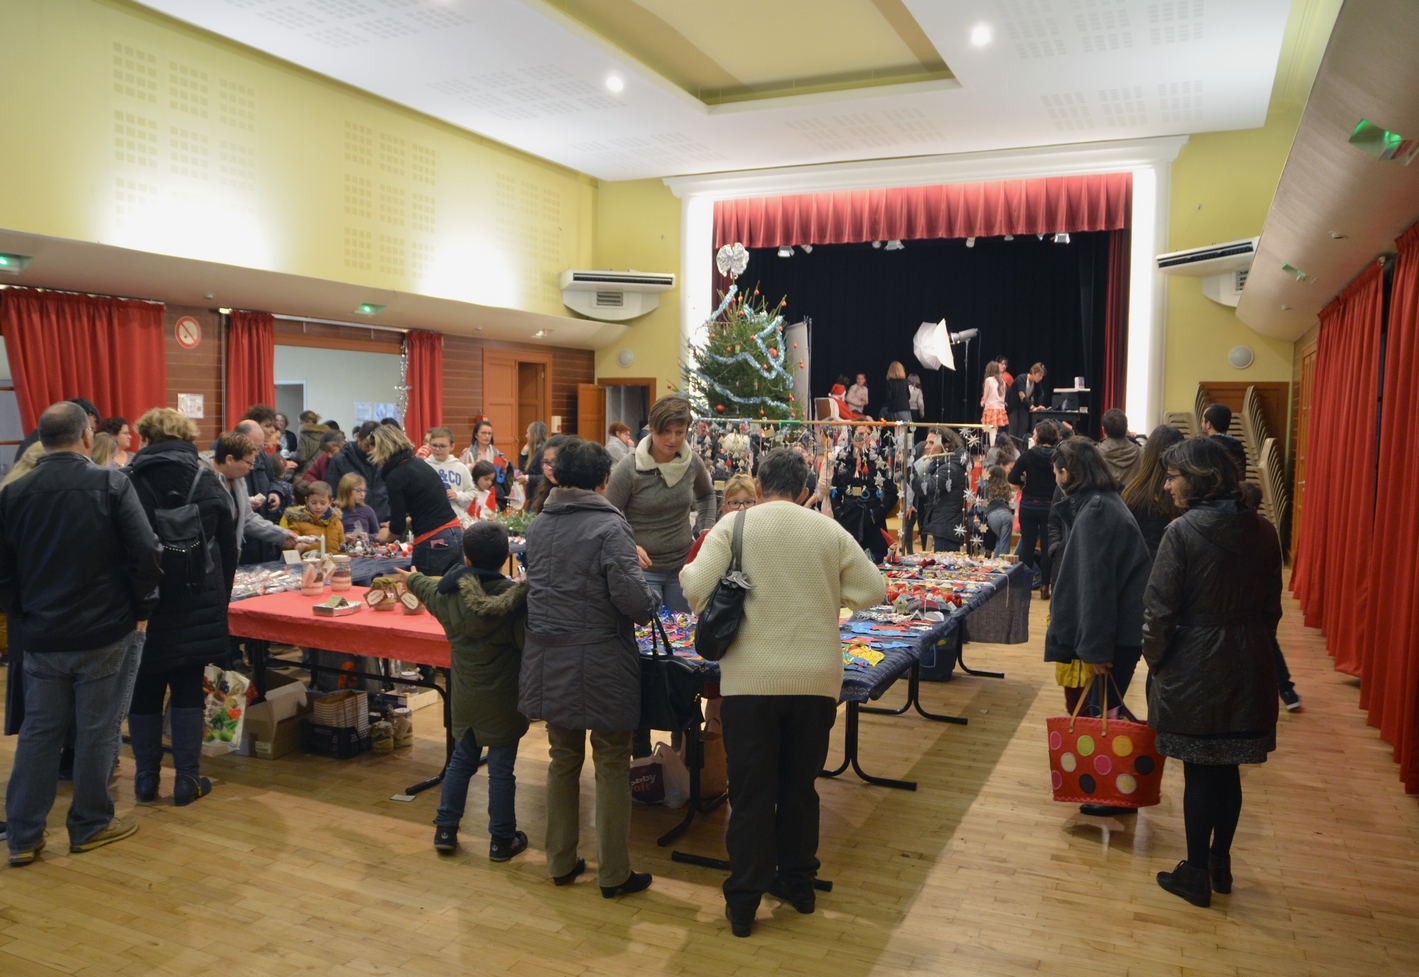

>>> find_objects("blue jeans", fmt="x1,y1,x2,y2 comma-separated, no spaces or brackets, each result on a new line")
6,632,145,851
434,730,519,839
642,570,691,614
985,508,1014,557
412,526,464,575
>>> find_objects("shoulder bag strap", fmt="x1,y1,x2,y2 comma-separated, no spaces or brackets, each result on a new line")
729,508,746,573
184,462,206,505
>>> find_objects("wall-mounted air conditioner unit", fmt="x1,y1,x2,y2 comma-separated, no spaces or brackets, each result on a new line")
560,269,675,321
1154,237,1258,308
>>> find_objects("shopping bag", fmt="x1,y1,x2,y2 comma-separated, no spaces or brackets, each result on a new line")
639,616,704,732
630,741,690,809
202,665,254,756
1045,674,1164,808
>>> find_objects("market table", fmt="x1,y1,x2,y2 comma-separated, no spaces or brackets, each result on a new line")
227,586,455,795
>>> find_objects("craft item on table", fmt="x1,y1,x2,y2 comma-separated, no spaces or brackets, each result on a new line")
370,575,406,598
365,588,395,611
300,556,327,596
399,591,423,615
313,596,360,617
230,566,303,600
842,645,886,671
329,554,352,591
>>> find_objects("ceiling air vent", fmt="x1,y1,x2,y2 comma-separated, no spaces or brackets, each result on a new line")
560,269,675,321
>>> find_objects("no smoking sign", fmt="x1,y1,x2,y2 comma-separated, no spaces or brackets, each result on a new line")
175,315,202,349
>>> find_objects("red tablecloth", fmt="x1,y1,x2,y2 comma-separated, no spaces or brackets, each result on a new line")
227,586,452,668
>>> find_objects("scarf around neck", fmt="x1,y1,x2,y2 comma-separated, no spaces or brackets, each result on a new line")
635,435,692,488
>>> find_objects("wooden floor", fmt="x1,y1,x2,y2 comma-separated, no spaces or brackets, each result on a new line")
2,580,1418,977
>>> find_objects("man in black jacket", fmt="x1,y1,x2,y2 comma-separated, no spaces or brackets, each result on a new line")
0,402,162,866
1007,363,1048,443
326,421,390,523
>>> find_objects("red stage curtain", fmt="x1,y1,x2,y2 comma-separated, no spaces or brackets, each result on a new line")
1290,261,1384,674
0,287,166,432
1359,223,1419,791
713,172,1132,249
226,310,275,431
402,329,443,439
1102,228,1132,414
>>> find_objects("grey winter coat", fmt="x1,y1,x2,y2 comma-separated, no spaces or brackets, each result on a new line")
518,488,659,731
1143,499,1282,736
1043,489,1151,665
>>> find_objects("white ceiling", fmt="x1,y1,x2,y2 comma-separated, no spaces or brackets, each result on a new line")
136,0,1294,181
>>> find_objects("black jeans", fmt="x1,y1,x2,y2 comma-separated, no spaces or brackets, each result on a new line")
129,661,206,714
720,695,837,915
1273,637,1294,695
1016,500,1052,582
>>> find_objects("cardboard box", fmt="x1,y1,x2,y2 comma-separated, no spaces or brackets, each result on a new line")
238,670,311,759
385,686,439,712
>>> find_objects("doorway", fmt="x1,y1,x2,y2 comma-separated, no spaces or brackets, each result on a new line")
578,379,651,442
274,383,305,429
483,349,551,451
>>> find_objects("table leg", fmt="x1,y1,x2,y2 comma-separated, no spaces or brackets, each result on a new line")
819,703,917,790
669,852,834,892
957,643,1005,679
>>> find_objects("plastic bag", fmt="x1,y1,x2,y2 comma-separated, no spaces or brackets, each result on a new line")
201,665,253,756
629,741,690,809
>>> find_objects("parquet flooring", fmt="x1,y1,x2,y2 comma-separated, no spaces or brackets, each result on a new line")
2,577,1418,977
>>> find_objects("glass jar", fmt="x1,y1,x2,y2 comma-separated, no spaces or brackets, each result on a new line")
329,554,352,592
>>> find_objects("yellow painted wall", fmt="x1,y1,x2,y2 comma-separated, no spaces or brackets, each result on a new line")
593,179,683,395
0,0,595,317
1163,108,1302,413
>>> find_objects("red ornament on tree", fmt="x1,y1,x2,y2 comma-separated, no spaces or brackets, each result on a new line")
714,404,725,413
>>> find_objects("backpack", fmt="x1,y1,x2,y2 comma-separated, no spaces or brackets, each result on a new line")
146,464,217,598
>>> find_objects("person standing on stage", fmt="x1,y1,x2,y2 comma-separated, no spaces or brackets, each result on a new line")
883,362,912,424
981,361,1009,441
906,374,926,421
1007,363,1048,442
681,448,885,938
845,373,870,416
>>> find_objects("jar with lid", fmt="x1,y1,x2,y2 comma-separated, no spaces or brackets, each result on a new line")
329,554,353,592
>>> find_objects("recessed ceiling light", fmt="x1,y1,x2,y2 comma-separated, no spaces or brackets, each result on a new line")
971,24,992,46
1281,304,1291,310
1329,231,1347,239
605,75,624,93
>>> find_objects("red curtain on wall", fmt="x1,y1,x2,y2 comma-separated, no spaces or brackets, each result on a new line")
225,310,275,431
1359,223,1419,792
0,287,167,431
1290,261,1384,674
402,329,443,439
1102,228,1132,414
713,172,1133,249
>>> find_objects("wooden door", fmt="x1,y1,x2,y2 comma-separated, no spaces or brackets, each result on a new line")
1291,344,1317,558
577,384,606,441
518,361,546,437
482,350,519,451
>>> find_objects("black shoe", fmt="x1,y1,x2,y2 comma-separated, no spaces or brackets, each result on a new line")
553,858,585,886
1280,688,1302,711
725,904,753,938
173,774,211,807
134,771,160,804
489,830,527,862
1209,852,1232,894
767,878,815,914
600,871,652,898
433,824,458,854
1157,860,1211,907
1079,804,1138,817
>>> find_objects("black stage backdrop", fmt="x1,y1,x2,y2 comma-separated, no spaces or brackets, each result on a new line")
745,232,1111,435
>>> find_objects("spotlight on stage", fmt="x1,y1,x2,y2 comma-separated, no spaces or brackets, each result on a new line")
965,237,976,248
801,244,813,253
777,245,794,258
884,239,905,251
872,241,883,249
949,328,979,343
1054,232,1071,244
1004,234,1014,241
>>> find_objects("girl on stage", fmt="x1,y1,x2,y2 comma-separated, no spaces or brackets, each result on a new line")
981,360,1009,441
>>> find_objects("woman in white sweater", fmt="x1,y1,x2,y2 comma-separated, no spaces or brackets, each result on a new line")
681,448,885,938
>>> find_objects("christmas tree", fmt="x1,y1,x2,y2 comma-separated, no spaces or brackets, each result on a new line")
681,283,800,420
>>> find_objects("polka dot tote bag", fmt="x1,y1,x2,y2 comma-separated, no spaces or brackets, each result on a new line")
1046,674,1165,808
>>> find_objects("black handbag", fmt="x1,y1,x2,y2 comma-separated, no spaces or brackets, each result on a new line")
693,509,751,662
638,615,704,732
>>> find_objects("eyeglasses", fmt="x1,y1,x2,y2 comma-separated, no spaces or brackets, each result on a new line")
723,499,756,511
1164,472,1182,484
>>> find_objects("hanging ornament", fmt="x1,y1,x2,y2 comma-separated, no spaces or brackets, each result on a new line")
798,360,805,369
715,404,725,413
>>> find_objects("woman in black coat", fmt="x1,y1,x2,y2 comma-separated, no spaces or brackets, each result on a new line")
882,361,912,423
1145,437,1281,908
125,409,239,806
1007,419,1061,596
1043,438,1152,816
830,425,899,559
912,430,968,551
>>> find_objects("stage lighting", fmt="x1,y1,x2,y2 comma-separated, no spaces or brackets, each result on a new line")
884,239,904,251
777,245,794,258
1004,234,1014,241
1054,232,1071,244
872,241,883,248
801,244,813,253
965,237,976,248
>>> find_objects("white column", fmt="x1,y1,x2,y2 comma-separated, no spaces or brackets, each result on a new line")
680,196,714,355
1127,166,1170,429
